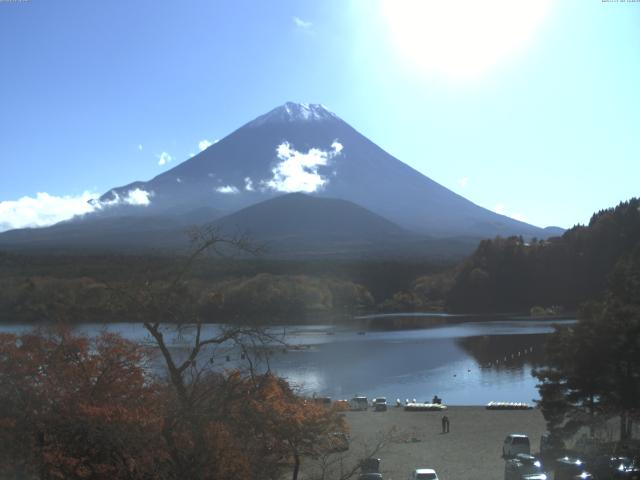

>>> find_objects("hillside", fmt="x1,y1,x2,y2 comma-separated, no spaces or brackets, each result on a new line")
214,192,406,239
441,198,640,312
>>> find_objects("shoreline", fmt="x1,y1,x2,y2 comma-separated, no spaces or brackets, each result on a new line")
0,311,577,329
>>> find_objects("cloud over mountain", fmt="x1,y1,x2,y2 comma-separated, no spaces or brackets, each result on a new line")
0,188,153,232
216,185,240,194
157,152,172,166
263,141,342,193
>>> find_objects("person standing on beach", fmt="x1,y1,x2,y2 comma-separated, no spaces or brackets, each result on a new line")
441,415,450,433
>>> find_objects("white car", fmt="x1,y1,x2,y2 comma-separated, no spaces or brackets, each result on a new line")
373,397,388,411
408,468,439,480
350,396,369,411
503,434,531,458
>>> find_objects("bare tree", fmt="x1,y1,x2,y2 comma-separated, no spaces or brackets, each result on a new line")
309,428,398,480
107,226,290,479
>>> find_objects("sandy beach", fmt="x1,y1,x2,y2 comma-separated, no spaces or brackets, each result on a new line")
301,406,547,480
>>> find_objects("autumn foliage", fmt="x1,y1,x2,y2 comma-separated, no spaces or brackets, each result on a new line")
0,329,346,480
0,329,163,479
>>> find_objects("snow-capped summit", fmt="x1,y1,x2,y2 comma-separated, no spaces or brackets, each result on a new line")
248,102,339,126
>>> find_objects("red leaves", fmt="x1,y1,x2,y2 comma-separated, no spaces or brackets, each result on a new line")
0,329,346,480
0,328,163,480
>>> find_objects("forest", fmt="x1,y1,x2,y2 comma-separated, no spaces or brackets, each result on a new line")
0,247,447,324
1,198,639,324
413,198,640,314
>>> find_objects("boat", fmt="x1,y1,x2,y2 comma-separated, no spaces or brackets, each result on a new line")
486,401,532,410
403,402,447,411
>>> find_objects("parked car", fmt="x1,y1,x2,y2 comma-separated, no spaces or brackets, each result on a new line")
503,434,531,458
360,458,381,474
408,468,439,480
358,474,383,480
504,453,547,480
588,455,640,480
373,397,388,412
554,456,593,480
350,396,369,411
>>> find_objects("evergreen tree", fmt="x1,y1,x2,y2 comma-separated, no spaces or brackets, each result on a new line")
534,245,640,442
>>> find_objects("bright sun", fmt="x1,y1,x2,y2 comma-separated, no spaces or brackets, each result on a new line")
381,0,551,81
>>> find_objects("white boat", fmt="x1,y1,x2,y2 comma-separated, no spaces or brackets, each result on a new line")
404,402,447,411
486,401,532,410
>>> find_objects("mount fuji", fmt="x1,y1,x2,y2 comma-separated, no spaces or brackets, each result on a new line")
0,102,561,255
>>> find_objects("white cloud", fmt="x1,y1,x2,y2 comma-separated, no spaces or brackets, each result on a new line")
157,152,172,166
138,144,143,151
216,185,240,194
512,212,528,223
293,16,312,29
198,139,219,151
0,188,153,232
94,188,154,209
123,188,152,206
198,139,213,151
0,191,98,232
494,203,506,215
244,177,254,191
458,176,469,188
264,141,342,193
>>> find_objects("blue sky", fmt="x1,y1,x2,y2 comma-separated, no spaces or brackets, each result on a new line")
0,0,639,230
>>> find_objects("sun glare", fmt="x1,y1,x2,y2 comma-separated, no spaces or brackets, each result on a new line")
381,0,551,81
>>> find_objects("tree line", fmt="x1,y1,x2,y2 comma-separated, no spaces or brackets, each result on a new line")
416,198,640,313
534,243,640,445
0,252,447,324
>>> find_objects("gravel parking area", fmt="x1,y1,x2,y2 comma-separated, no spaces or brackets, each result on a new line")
301,406,547,480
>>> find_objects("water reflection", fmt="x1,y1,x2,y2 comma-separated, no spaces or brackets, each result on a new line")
0,319,572,405
456,333,548,371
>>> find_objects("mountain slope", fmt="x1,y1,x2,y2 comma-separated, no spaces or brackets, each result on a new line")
99,102,553,239
0,208,222,253
0,102,561,256
214,193,406,240
0,192,481,259
0,192,412,254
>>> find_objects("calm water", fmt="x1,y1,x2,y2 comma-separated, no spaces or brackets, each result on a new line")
0,317,575,405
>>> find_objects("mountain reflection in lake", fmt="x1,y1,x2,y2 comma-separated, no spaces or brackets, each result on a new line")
0,318,574,405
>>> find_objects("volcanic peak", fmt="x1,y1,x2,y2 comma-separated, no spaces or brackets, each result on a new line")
248,102,339,127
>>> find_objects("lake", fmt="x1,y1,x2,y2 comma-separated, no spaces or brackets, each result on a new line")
0,317,575,405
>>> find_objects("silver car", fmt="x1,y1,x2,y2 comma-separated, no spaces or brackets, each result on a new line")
503,434,531,458
408,468,439,480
